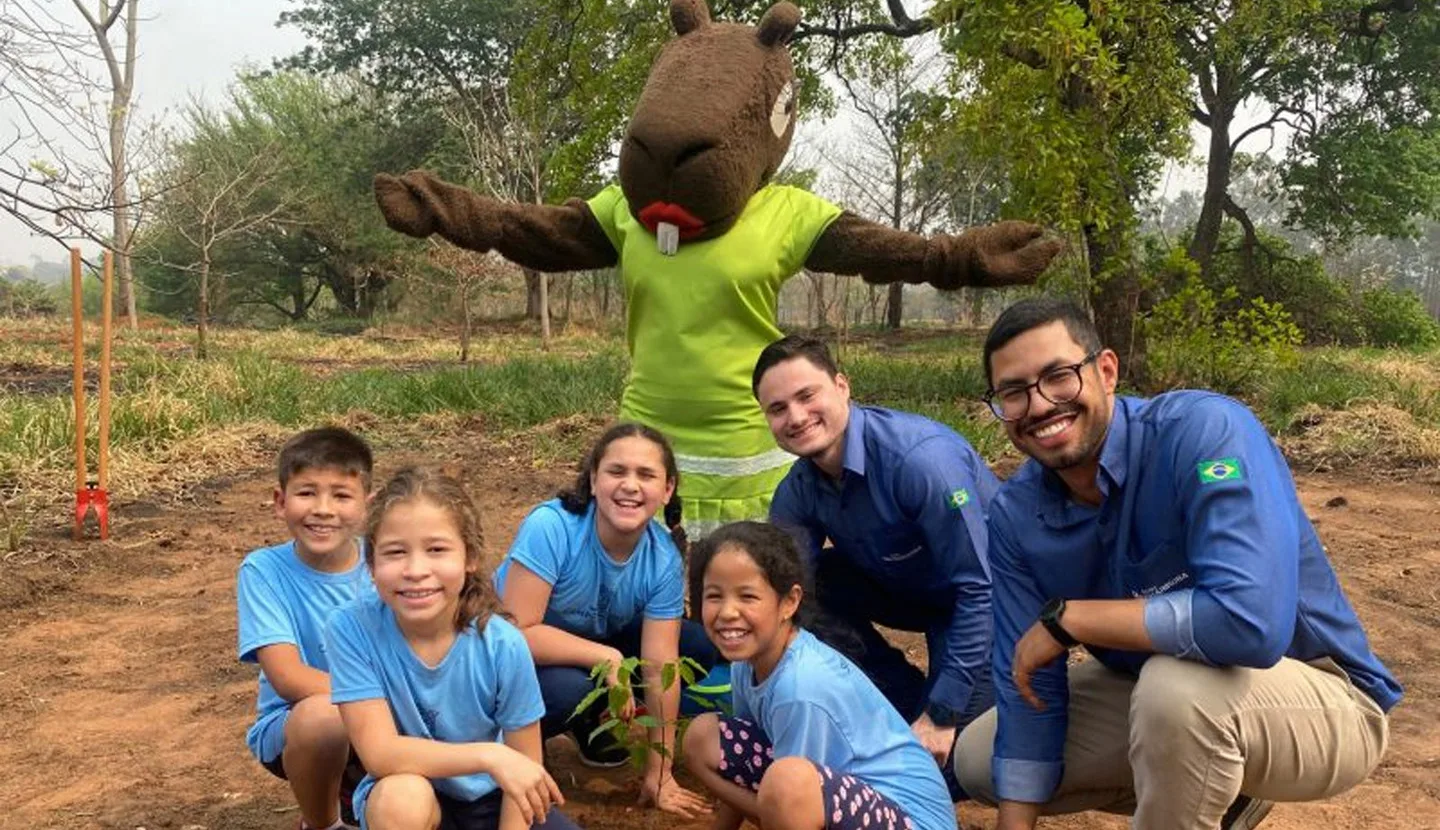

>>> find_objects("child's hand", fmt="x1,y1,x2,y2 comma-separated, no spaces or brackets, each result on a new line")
489,746,563,824
602,648,637,722
639,772,711,818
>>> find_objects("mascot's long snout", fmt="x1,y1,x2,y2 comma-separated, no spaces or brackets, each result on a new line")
618,0,802,244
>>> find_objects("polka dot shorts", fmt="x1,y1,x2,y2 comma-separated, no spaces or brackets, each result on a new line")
715,717,914,830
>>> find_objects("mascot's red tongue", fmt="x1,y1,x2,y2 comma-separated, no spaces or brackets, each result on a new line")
638,201,706,239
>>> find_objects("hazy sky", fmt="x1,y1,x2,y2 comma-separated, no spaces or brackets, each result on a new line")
1,0,304,266
1,1,1217,269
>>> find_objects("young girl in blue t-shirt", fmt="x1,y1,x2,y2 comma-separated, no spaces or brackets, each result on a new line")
324,467,583,830
683,521,957,830
495,423,718,818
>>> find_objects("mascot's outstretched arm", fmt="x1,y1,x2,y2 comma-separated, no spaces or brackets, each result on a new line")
808,213,1064,290
374,169,619,272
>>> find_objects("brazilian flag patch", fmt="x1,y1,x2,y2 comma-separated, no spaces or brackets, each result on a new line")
946,488,971,510
1197,457,1244,484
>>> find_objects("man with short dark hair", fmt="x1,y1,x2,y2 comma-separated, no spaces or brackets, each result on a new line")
955,297,1401,830
754,334,998,782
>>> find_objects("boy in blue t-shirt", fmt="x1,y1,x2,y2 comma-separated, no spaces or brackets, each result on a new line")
237,427,374,830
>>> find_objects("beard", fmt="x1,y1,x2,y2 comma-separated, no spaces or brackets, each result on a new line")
1018,401,1110,471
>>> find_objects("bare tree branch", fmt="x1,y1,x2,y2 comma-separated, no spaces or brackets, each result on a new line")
794,0,939,43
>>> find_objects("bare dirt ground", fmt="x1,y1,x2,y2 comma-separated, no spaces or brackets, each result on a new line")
0,431,1436,830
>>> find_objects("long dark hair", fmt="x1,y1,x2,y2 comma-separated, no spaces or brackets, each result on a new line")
366,466,501,633
558,422,686,549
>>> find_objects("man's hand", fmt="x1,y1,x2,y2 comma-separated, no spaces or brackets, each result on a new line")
1012,621,1068,711
910,712,957,764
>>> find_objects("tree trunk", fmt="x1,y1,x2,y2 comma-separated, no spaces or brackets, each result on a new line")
969,287,984,328
563,275,574,329
1188,82,1238,276
1085,224,1144,382
103,0,140,329
525,267,551,348
459,290,471,363
197,255,210,360
885,283,903,329
525,271,542,319
886,153,905,330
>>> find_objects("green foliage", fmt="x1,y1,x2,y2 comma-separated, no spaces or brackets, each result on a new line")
935,0,1192,238
1181,226,1368,346
0,278,58,317
1358,287,1440,349
1142,276,1304,397
1257,347,1440,436
0,343,626,470
1274,2,1440,245
136,72,439,322
278,0,524,99
572,655,709,769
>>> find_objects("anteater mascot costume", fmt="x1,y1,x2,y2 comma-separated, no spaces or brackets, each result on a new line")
375,0,1061,535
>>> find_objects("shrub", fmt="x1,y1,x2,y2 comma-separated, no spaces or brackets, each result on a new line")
1142,276,1303,397
0,279,59,317
1357,288,1440,349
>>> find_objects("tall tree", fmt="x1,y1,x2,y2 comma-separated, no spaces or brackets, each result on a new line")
0,0,148,326
149,104,292,358
933,0,1193,370
830,37,996,328
135,72,434,322
1182,0,1440,274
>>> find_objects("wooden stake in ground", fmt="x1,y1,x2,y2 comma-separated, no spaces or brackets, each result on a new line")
71,248,86,530
71,248,113,540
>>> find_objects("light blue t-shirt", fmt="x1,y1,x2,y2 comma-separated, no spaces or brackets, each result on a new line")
236,539,372,763
325,594,545,809
494,499,685,640
732,629,956,830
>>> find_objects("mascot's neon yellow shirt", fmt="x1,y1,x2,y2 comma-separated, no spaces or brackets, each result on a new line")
588,183,842,529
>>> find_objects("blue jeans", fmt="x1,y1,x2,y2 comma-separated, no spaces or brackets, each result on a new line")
536,617,718,739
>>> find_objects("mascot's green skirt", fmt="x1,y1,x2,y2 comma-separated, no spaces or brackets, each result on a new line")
591,182,841,536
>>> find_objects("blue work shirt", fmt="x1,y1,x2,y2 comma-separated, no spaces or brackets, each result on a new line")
494,499,685,640
988,391,1403,804
769,403,999,716
733,629,958,830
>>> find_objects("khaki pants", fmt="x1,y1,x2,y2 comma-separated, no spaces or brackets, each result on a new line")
954,655,1389,829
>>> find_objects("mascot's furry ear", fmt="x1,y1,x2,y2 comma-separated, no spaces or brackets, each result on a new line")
757,2,801,47
671,0,711,35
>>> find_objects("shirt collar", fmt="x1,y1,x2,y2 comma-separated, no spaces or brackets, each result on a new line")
841,402,867,477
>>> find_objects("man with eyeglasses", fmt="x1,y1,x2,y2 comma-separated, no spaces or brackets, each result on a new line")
753,334,998,794
953,298,1400,830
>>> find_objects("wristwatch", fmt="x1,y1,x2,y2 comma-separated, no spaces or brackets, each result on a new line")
1038,597,1079,649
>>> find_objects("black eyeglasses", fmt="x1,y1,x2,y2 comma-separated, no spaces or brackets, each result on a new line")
984,351,1100,422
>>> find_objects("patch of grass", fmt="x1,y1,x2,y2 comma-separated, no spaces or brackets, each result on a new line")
843,346,1014,463
1260,349,1440,434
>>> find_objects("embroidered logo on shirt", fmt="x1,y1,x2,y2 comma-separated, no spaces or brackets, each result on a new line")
1197,457,1244,484
946,488,971,510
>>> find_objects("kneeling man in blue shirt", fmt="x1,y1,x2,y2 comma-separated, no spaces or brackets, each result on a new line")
756,335,999,772
954,298,1401,830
